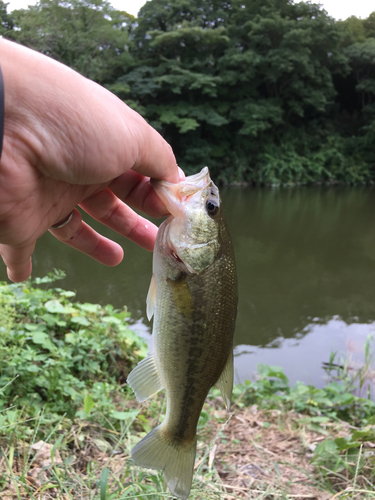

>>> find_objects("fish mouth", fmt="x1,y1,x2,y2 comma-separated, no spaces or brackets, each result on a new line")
151,167,211,217
184,166,210,184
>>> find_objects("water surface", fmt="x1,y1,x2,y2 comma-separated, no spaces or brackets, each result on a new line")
2,186,375,387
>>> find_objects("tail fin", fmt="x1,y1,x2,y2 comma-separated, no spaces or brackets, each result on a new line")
131,424,197,500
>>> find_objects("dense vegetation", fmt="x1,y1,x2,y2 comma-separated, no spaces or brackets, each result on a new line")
1,0,375,184
0,271,146,421
1,274,375,497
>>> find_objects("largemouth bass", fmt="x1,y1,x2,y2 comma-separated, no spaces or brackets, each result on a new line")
127,167,237,499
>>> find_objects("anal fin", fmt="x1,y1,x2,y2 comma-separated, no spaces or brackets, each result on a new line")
127,354,163,402
215,350,234,412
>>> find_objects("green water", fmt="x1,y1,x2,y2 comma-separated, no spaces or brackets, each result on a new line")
2,186,375,386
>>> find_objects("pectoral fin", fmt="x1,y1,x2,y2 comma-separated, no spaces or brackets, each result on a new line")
146,273,157,321
127,354,163,402
215,350,234,412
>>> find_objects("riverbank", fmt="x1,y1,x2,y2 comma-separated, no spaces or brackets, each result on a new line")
1,274,374,499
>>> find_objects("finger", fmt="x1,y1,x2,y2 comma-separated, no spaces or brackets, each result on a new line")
49,208,124,265
109,170,168,218
0,242,35,282
111,168,186,218
178,166,186,181
79,188,158,251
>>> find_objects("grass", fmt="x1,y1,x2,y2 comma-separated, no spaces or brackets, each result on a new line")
1,272,375,499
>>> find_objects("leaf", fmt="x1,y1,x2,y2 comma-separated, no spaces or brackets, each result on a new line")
258,364,289,382
137,414,152,433
26,365,39,373
70,316,91,326
335,437,361,451
65,333,75,343
51,434,64,464
41,313,64,327
78,303,100,313
44,300,68,314
113,310,130,321
24,324,39,331
100,467,110,500
32,331,55,351
59,291,76,298
101,316,122,325
111,410,139,421
351,429,375,441
309,416,331,423
64,386,79,399
314,438,338,457
83,394,95,415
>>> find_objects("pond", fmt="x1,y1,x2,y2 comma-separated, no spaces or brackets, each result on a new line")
2,185,375,388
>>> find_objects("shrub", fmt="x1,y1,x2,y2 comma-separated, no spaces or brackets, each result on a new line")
0,271,147,420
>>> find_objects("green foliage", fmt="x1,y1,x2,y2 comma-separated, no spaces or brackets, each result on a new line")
0,270,147,420
4,0,375,183
10,0,135,83
338,16,367,46
232,363,375,426
0,0,15,36
116,0,375,184
0,272,374,495
313,427,375,479
227,359,375,485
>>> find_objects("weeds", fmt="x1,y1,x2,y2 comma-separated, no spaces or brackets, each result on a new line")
1,273,375,498
323,334,375,401
0,270,147,423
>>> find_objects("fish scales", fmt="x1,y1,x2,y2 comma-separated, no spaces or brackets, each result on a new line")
127,167,237,500
155,238,236,442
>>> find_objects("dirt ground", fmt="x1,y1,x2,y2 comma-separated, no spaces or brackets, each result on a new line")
0,402,372,500
212,405,343,499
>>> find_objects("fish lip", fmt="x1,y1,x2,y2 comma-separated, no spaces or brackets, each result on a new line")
151,167,210,192
151,167,212,215
184,166,209,184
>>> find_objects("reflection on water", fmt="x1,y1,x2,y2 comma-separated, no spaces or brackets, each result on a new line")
234,317,375,388
1,185,375,386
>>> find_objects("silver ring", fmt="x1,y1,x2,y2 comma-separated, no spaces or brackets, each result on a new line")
50,211,74,229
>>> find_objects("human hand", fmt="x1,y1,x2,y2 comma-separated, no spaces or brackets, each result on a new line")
0,38,182,282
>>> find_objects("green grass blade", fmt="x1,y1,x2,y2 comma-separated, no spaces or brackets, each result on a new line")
100,467,110,500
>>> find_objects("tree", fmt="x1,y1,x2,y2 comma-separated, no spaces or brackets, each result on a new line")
363,12,375,38
0,0,15,37
6,0,375,184
10,0,135,83
112,0,350,182
338,16,367,46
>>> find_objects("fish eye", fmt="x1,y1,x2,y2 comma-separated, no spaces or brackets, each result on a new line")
206,199,219,217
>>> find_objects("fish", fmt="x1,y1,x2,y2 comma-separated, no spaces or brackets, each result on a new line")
127,167,237,499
